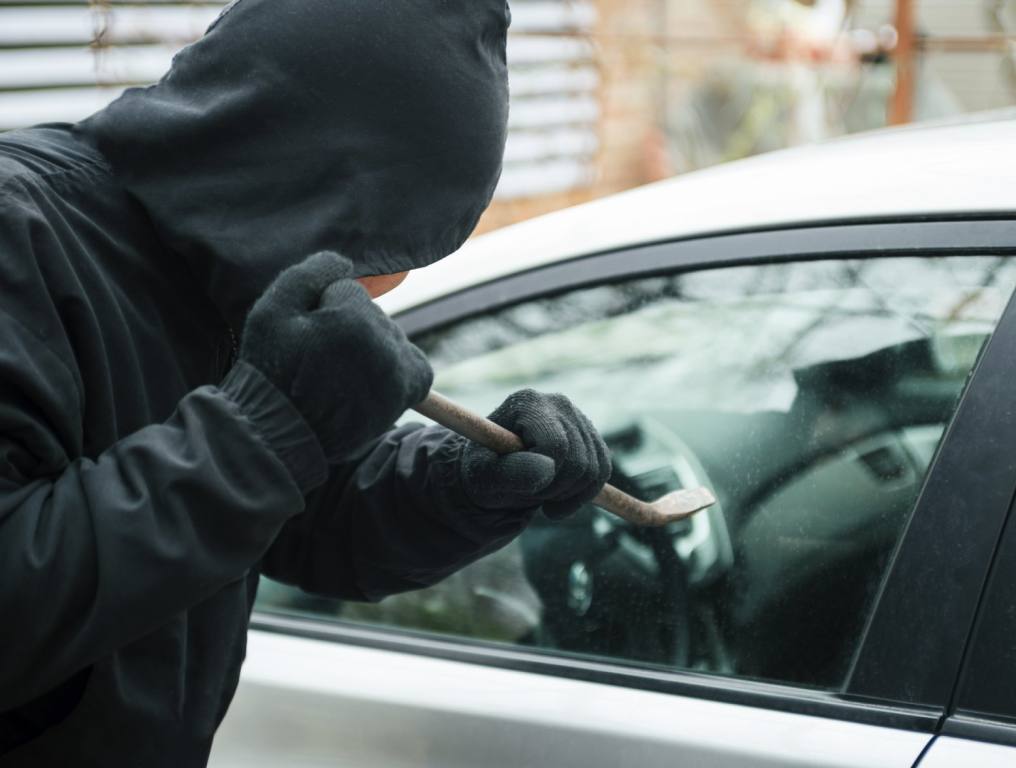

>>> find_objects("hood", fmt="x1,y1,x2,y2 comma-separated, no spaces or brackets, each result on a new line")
76,0,510,327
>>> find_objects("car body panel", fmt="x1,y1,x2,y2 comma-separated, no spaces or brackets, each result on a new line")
919,737,1016,767
209,631,930,768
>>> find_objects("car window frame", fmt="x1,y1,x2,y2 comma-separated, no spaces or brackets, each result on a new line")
251,217,1016,734
939,486,1016,748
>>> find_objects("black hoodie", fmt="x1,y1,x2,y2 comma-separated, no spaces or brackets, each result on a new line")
0,0,509,764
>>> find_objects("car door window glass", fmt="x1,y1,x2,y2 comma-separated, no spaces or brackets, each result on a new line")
257,255,1016,692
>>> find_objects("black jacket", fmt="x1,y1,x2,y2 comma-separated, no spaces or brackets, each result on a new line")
0,0,510,764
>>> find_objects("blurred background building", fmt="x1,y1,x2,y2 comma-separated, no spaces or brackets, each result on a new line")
2,0,1014,233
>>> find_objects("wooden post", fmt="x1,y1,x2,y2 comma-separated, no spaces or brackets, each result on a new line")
889,0,916,125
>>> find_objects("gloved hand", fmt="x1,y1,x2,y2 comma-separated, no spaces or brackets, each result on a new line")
238,251,432,463
458,389,612,520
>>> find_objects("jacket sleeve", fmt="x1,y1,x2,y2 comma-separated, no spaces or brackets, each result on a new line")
0,347,328,710
261,423,530,602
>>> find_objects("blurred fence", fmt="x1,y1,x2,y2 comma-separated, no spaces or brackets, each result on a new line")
2,0,1014,232
0,0,601,202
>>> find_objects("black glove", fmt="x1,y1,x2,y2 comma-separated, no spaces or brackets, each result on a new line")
238,251,433,463
458,389,612,520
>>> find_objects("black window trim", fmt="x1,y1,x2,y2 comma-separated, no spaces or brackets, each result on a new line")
252,217,1016,733
937,460,1016,748
393,218,1016,337
941,715,1016,750
250,610,939,732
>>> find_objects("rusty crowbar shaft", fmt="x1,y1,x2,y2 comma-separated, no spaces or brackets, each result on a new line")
413,391,716,527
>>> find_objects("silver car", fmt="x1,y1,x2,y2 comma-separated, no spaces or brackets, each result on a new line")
211,114,1016,768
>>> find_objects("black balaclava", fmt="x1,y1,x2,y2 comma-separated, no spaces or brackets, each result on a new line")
77,0,510,327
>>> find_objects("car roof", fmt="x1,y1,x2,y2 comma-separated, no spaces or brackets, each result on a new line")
381,113,1016,315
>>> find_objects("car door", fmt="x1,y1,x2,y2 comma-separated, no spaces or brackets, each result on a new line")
210,219,1016,768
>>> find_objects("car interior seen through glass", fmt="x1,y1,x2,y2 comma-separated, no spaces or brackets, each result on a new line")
257,255,1016,692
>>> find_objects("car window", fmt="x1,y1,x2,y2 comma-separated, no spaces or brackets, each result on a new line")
257,255,1016,692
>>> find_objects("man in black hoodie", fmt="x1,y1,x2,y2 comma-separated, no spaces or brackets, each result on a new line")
0,1,611,765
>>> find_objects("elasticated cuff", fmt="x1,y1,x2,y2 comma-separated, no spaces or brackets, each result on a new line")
219,361,328,494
